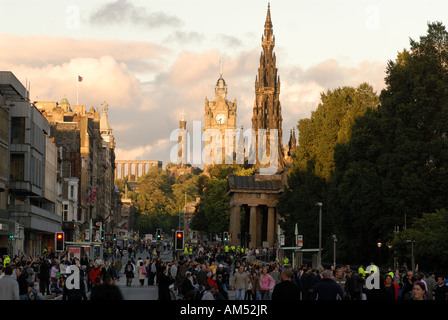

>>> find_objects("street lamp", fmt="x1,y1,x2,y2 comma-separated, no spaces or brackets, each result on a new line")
377,240,382,267
406,240,415,272
315,202,323,269
332,234,337,268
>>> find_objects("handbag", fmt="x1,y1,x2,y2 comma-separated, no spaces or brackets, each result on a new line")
142,266,147,275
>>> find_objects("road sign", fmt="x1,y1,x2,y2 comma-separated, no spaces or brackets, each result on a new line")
280,235,285,246
297,235,303,248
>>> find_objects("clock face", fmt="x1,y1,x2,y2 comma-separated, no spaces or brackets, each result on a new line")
215,113,227,124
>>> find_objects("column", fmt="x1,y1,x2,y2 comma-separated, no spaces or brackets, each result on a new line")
229,205,241,246
121,163,125,179
249,205,257,248
127,162,132,181
267,206,275,247
142,162,147,175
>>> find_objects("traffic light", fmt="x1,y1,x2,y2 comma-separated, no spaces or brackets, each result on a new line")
175,230,184,250
101,230,105,241
156,228,161,240
55,232,65,251
246,233,252,242
223,232,229,242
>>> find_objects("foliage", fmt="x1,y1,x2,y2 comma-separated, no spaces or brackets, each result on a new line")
294,83,379,181
328,22,448,269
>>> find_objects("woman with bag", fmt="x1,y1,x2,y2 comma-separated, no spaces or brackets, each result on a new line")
138,261,146,286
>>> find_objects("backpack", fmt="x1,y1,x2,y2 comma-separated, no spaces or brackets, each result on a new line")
126,264,133,273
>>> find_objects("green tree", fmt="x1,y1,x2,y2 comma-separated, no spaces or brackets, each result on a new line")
191,178,230,235
391,209,448,273
294,83,379,181
329,22,448,267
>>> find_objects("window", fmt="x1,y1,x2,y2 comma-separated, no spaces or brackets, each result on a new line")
70,185,74,199
62,203,69,221
11,117,25,144
10,153,24,181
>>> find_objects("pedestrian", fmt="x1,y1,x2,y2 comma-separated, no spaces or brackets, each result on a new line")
16,266,29,300
62,270,87,300
158,267,174,300
270,265,281,285
137,261,146,286
0,266,19,300
259,266,275,300
383,274,399,300
432,276,448,301
231,266,249,300
180,271,197,300
425,273,436,300
401,270,415,300
271,268,301,300
38,259,51,296
412,280,427,300
115,258,122,281
89,263,102,288
124,260,134,287
312,269,344,300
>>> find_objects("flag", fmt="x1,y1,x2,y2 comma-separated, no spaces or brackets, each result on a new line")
78,75,83,82
87,185,98,203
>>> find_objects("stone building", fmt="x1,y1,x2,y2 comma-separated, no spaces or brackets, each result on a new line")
36,97,120,243
227,4,295,249
204,70,237,169
1,72,61,257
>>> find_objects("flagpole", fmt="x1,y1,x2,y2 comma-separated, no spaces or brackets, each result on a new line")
77,76,79,105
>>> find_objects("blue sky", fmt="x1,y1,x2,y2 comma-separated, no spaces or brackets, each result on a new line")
1,0,447,166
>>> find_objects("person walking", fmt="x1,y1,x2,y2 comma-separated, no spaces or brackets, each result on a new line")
124,260,134,287
137,261,146,286
0,266,19,300
259,266,275,300
271,269,301,300
312,269,344,300
231,266,249,300
16,267,29,300
38,259,51,296
158,267,174,300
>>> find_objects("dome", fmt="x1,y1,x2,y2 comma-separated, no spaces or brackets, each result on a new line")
60,96,69,105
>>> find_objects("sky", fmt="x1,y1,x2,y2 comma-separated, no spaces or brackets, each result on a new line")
2,0,448,168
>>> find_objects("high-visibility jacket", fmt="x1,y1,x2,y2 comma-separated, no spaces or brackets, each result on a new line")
358,267,366,278
283,257,289,265
3,256,10,267
189,248,193,255
184,247,188,254
224,246,229,253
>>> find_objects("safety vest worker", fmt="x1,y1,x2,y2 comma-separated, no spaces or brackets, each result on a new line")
224,245,229,253
283,257,289,266
189,247,193,255
184,246,189,255
358,266,366,278
3,255,11,267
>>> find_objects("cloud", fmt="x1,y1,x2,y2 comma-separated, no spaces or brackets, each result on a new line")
89,0,183,29
0,33,171,75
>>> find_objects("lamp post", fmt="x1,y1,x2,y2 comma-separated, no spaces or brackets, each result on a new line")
315,202,323,269
377,240,382,268
332,234,337,268
406,240,415,272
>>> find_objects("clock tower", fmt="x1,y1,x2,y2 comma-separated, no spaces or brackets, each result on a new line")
204,70,237,167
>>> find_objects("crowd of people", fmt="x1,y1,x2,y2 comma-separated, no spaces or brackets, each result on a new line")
1,240,448,301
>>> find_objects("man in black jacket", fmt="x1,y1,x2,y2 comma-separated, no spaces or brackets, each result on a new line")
272,269,301,300
312,269,344,300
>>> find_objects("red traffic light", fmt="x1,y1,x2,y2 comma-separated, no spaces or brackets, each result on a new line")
177,232,182,238
57,234,63,239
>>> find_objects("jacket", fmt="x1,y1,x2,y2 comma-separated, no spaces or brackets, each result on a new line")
232,271,249,290
0,275,19,300
259,273,275,291
312,278,344,300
